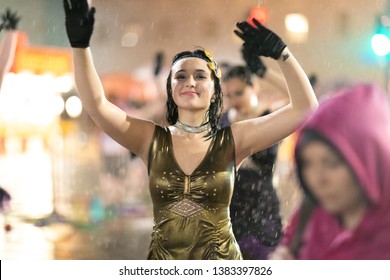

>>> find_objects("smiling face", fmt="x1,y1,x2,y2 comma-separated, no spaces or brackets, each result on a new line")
170,57,215,112
299,140,366,215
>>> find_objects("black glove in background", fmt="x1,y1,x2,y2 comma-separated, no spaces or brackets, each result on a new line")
235,19,286,60
0,8,20,31
241,46,267,78
63,0,96,48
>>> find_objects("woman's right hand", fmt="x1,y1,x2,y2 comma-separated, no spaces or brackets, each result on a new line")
268,245,295,260
63,0,96,48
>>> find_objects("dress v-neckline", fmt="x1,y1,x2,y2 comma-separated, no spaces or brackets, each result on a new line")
167,128,216,176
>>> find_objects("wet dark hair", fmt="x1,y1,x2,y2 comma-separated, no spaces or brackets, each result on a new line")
166,49,223,138
223,65,254,86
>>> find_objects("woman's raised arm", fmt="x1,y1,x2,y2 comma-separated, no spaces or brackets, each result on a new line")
64,0,155,163
232,19,318,166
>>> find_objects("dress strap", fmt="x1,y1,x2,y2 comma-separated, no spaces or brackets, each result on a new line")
147,125,170,174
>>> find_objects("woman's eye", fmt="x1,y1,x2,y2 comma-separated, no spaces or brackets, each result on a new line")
196,75,207,79
175,75,186,80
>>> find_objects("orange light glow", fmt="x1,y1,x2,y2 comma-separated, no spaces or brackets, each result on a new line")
246,6,270,27
10,32,72,76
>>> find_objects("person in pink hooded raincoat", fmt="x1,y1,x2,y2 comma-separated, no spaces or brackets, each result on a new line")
269,83,390,259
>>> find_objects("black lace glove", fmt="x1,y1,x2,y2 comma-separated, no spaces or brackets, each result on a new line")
242,46,267,78
63,0,96,48
0,8,20,31
234,18,286,60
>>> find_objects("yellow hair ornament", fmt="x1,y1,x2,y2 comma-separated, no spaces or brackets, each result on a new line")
204,50,222,79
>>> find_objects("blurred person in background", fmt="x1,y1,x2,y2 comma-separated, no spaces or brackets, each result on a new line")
125,51,169,126
63,0,317,259
221,52,290,259
269,83,390,259
0,8,19,90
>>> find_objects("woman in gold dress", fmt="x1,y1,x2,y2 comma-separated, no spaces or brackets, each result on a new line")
63,0,318,259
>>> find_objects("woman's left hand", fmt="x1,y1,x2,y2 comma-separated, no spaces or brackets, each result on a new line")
241,46,267,77
234,19,286,60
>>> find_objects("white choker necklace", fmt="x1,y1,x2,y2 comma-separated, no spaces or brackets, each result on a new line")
174,120,210,133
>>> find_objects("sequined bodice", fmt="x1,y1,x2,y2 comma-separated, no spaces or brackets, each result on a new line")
147,125,242,260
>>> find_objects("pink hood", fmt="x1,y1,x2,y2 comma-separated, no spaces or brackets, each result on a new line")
284,83,390,259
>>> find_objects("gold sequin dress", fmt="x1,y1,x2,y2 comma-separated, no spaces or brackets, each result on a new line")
147,125,242,260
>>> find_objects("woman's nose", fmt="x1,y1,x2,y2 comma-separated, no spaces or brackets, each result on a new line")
185,76,196,87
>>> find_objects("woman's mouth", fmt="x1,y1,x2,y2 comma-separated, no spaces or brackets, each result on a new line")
181,91,198,96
